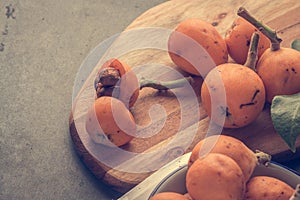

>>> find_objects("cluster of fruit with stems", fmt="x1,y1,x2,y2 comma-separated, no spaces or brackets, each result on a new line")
85,58,193,147
84,6,300,199
85,6,300,151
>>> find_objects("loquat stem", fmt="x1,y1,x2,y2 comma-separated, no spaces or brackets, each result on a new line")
139,76,194,90
94,67,194,98
244,32,260,71
95,68,194,91
290,184,300,200
237,7,282,51
255,150,271,166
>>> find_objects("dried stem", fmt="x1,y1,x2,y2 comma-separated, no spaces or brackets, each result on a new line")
237,7,282,51
139,76,194,90
255,150,271,166
95,67,194,99
244,32,259,71
98,67,121,86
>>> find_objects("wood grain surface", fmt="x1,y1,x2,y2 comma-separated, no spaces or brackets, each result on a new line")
69,0,300,193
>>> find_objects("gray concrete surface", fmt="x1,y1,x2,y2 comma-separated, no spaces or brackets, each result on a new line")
0,1,166,199
1,1,300,200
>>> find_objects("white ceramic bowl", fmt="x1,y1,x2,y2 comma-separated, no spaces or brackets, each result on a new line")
149,161,300,198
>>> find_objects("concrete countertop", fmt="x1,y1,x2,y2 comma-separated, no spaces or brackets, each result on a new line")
0,1,166,199
1,1,299,200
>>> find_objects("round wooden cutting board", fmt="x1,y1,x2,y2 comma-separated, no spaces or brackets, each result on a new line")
69,0,300,193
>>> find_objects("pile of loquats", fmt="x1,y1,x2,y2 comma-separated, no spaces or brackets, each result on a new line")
85,7,300,147
84,7,300,200
150,135,300,200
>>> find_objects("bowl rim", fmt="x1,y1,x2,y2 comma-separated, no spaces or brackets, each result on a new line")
148,164,187,199
271,161,300,176
148,161,300,199
149,164,187,197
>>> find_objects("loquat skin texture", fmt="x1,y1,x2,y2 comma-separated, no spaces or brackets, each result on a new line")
150,192,189,200
183,193,193,200
85,96,136,147
225,17,270,64
168,18,228,77
256,47,300,103
186,153,245,200
188,135,257,182
245,176,294,200
201,63,266,128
